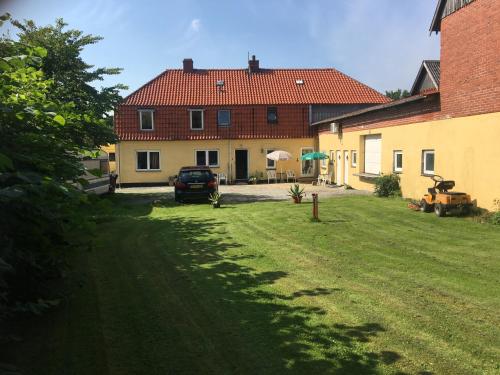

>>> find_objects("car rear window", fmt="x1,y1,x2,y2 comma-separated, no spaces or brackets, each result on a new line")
179,170,213,182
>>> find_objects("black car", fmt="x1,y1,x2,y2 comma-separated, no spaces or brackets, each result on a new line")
174,166,218,202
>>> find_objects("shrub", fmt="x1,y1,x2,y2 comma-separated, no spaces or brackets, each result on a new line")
489,212,500,225
489,199,500,225
374,174,401,197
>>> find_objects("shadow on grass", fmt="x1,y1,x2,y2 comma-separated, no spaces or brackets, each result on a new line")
91,198,401,374
4,194,402,374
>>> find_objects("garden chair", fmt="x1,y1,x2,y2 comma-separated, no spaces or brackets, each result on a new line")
316,174,325,186
218,173,227,185
267,170,277,183
323,170,334,185
286,170,297,182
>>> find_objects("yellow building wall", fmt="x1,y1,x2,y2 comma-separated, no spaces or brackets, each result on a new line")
117,138,315,184
101,144,116,173
318,112,500,210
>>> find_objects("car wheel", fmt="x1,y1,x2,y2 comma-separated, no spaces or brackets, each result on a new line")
434,203,445,217
420,199,433,213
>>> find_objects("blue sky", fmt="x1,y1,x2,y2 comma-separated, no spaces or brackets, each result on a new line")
1,0,440,96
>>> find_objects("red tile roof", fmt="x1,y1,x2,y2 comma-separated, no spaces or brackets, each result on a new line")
122,68,389,106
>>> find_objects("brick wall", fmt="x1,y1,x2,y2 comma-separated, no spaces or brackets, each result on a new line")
440,0,500,117
115,104,315,141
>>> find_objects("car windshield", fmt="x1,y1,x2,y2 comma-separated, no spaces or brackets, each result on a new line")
179,170,213,182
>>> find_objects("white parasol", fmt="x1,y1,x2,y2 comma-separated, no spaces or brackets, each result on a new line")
266,150,292,179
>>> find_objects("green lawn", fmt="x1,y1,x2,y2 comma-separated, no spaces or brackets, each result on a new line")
3,195,500,374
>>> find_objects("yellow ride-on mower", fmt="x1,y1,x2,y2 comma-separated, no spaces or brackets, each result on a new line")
420,175,472,217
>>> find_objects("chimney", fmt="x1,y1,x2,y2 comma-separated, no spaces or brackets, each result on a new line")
248,55,259,73
183,58,193,73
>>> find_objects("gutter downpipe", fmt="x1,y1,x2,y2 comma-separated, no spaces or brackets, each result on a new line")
228,138,231,184
117,142,121,189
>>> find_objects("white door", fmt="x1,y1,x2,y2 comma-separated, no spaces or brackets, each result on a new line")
336,151,342,185
364,134,382,174
344,151,349,185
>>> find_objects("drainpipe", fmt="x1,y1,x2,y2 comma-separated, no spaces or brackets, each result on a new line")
228,138,231,184
117,142,121,189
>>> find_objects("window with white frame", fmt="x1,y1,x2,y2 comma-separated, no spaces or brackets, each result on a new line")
196,150,219,167
394,150,403,172
266,149,276,169
422,150,435,175
136,151,160,171
190,109,204,130
217,110,231,127
351,150,357,167
139,109,154,130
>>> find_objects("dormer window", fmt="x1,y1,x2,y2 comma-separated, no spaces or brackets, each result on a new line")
139,109,154,131
190,109,204,130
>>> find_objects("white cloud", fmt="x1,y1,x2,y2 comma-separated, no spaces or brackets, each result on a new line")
189,18,201,33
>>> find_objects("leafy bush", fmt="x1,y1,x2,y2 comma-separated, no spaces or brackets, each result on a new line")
489,199,500,225
489,212,500,225
0,14,124,321
374,174,401,197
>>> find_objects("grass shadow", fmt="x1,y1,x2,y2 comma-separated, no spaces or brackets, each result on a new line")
3,195,402,375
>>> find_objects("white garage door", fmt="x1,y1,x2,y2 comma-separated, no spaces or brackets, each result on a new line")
364,134,381,174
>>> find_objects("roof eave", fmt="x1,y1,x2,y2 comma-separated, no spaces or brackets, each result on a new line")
429,0,446,33
311,94,430,127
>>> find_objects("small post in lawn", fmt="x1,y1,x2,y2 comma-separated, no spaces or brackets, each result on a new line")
312,193,319,220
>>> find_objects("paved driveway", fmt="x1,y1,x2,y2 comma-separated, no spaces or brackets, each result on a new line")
116,183,370,202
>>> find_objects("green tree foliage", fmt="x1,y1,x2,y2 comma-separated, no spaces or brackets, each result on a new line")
385,89,411,101
0,14,124,319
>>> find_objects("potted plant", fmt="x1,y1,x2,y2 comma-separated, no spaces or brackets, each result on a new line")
248,176,257,184
288,184,305,203
208,191,222,208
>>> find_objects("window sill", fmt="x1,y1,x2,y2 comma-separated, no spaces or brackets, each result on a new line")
140,129,154,131
353,172,380,179
136,169,162,172
394,170,403,174
422,173,434,177
190,128,204,131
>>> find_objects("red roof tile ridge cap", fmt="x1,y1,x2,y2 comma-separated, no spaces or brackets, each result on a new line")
159,67,347,72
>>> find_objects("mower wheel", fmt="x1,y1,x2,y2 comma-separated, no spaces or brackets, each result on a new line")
434,203,446,217
420,199,433,213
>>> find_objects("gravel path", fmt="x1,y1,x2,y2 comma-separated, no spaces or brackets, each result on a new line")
116,183,370,202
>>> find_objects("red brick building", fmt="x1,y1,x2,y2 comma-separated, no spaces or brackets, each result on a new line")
114,56,388,184
313,0,500,209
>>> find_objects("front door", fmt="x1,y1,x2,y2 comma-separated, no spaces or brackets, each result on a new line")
235,149,248,180
336,151,342,185
344,151,349,185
